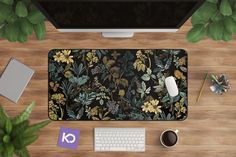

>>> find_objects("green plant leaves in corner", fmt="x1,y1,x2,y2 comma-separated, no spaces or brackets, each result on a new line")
27,10,45,24
220,0,232,16
232,11,236,21
24,120,51,135
223,17,236,34
19,18,33,35
0,105,9,128
188,0,236,42
33,21,46,40
191,2,217,25
207,21,224,40
207,0,218,4
14,147,30,157
0,101,51,157
12,101,35,125
222,31,232,41
187,24,206,43
15,1,28,17
6,11,18,23
0,2,12,23
3,144,14,157
5,119,12,134
18,32,28,43
0,0,14,5
5,22,19,42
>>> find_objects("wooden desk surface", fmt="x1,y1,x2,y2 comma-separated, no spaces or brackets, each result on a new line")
0,21,236,157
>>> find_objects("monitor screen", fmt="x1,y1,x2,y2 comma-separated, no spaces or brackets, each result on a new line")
33,0,204,29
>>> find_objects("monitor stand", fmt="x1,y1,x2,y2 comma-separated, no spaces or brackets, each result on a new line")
102,32,134,38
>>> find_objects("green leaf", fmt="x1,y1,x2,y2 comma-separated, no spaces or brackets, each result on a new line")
220,0,232,16
0,146,3,154
223,17,236,34
21,135,38,147
3,144,14,157
0,105,9,129
5,22,19,42
0,2,12,22
222,31,233,41
141,74,150,81
12,101,35,125
24,120,51,135
191,2,217,25
0,129,4,136
11,120,29,138
27,10,45,24
28,3,38,12
15,1,28,17
13,133,38,149
0,26,6,38
69,75,89,86
18,33,28,43
3,135,10,143
232,11,236,21
207,21,224,41
187,24,206,43
0,0,14,5
207,0,218,4
211,13,223,22
22,0,31,7
5,119,12,134
19,18,33,35
6,12,18,23
0,131,5,145
161,94,170,103
33,22,46,40
14,148,30,157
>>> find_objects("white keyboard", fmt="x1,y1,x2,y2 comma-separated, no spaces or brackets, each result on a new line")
94,128,145,152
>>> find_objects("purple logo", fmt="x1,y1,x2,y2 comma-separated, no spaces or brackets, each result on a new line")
58,127,80,149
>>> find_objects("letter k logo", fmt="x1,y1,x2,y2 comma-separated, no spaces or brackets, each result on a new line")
62,133,76,143
58,127,80,150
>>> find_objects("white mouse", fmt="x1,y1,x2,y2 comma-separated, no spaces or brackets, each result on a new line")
165,76,179,97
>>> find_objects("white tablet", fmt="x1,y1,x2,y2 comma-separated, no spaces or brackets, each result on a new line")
0,58,34,103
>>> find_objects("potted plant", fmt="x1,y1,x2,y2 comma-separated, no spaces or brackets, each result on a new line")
0,101,51,157
0,0,46,42
187,0,236,42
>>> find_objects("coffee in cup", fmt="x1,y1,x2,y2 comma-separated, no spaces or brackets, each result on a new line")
160,129,178,148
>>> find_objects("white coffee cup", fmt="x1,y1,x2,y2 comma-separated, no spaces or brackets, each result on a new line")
160,129,179,148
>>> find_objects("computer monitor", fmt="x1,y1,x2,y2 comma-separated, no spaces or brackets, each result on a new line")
32,0,204,37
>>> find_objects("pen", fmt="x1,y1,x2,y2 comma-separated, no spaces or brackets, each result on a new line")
196,72,208,102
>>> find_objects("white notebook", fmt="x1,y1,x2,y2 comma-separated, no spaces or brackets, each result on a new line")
0,58,34,103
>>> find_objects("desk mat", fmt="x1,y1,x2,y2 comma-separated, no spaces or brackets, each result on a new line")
48,49,188,121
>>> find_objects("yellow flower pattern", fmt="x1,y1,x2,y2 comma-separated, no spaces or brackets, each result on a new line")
141,99,162,115
53,50,74,64
133,50,147,72
86,51,98,67
53,52,64,62
51,93,66,105
61,50,74,64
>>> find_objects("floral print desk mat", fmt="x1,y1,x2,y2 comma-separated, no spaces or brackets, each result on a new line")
48,49,188,121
